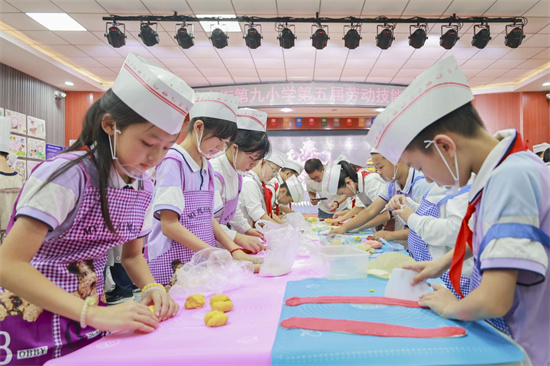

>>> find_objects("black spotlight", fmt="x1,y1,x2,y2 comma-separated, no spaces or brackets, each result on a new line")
278,26,296,49
138,22,159,47
505,24,525,48
175,25,194,49
472,24,491,49
376,25,395,50
244,25,262,49
105,22,126,48
210,28,229,49
343,27,361,49
311,27,329,50
408,24,427,49
440,25,459,50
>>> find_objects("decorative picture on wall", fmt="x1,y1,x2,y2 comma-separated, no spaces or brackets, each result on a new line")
9,135,26,157
6,109,27,135
13,160,26,178
27,116,46,139
26,160,40,178
27,138,46,160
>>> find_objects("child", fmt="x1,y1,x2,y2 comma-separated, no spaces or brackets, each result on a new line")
239,148,286,225
211,108,270,254
366,55,549,365
323,160,386,224
543,148,550,165
304,158,349,219
0,53,185,365
147,92,261,287
0,118,23,244
328,150,432,243
272,175,307,215
532,142,550,158
386,184,473,298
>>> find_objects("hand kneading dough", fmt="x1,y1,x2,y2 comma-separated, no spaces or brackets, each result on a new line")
204,310,228,327
210,294,233,312
185,294,205,309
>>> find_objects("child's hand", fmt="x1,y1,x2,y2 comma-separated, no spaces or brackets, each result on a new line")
235,233,264,254
386,195,407,211
403,258,448,286
373,230,393,240
393,204,414,223
328,201,339,212
245,228,264,240
328,226,346,236
333,211,346,219
142,288,179,322
87,301,159,333
232,249,263,264
418,283,458,318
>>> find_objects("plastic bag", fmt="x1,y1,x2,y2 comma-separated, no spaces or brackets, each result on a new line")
283,212,317,241
256,220,302,277
168,247,254,299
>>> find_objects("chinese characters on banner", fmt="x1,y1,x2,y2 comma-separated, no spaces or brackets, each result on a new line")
195,82,405,108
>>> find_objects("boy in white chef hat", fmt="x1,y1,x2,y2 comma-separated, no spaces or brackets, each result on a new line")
532,142,550,158
366,55,549,365
0,117,23,243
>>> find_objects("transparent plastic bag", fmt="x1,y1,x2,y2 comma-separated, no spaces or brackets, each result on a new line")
256,220,301,277
283,212,317,241
169,247,254,299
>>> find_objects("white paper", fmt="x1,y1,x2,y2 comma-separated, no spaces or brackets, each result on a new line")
385,268,431,301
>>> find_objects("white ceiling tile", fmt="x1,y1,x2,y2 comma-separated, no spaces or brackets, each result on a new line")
368,68,398,78
521,34,550,48
66,57,104,68
192,57,226,68
286,68,314,78
490,58,528,69
523,17,550,34
314,75,340,81
460,58,496,69
257,68,286,77
524,1,549,17
113,44,154,57
390,77,413,85
314,68,342,77
1,1,20,12
53,1,106,13
376,45,415,60
5,0,63,12
469,77,496,86
259,76,286,82
518,58,550,69
215,45,253,58
69,14,109,32
499,68,534,78
365,76,393,83
403,59,438,68
45,44,88,58
275,0,321,16
95,57,125,68
359,0,409,16
344,58,376,69
315,58,345,68
254,58,285,68
282,46,316,59
339,76,366,82
393,68,426,77
471,47,511,59
206,76,235,85
181,76,209,87
86,67,117,78
227,68,256,77
445,47,480,60
223,58,255,68
250,45,283,58
96,1,149,14
140,0,191,13
483,0,539,16
320,0,365,17
147,45,186,58
373,58,408,69
181,45,221,59
408,47,447,59
503,47,546,59
461,68,480,78
18,30,69,45
1,13,51,30
232,0,277,15
315,45,350,59
532,48,550,59
441,1,492,17
402,0,453,16
55,31,105,45
346,45,382,59
186,0,235,14
285,58,314,68
232,76,261,83
341,68,370,77
77,45,121,57
473,68,508,78
167,67,203,76
199,67,231,77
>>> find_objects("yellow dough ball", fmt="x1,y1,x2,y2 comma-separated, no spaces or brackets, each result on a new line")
184,294,205,309
148,305,155,313
209,294,230,306
210,294,233,312
204,310,228,327
330,240,343,246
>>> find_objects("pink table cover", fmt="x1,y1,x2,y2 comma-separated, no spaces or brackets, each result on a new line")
45,257,320,366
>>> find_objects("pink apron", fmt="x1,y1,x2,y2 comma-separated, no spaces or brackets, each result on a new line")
0,153,152,365
148,149,216,286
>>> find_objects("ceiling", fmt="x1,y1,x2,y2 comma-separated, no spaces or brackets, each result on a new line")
1,0,549,99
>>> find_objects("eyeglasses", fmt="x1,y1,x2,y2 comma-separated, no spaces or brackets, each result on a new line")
266,162,281,175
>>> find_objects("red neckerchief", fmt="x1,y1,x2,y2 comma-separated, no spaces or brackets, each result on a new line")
262,182,278,218
449,132,527,298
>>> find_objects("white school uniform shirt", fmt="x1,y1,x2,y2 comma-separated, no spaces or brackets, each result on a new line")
211,153,251,239
354,170,387,208
306,176,346,213
406,184,472,276
239,170,268,226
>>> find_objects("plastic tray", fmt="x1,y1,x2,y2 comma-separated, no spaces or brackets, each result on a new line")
309,245,370,280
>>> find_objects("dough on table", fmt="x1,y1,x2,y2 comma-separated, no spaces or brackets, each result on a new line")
185,294,205,309
204,310,228,327
210,294,233,312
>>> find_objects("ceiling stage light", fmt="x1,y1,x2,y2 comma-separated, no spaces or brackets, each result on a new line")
139,22,159,47
343,27,361,49
376,25,395,50
175,25,194,49
440,25,459,50
105,22,126,48
210,28,229,49
505,24,525,48
244,25,262,49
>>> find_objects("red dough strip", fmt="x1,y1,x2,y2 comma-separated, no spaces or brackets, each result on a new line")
285,296,425,308
280,317,466,338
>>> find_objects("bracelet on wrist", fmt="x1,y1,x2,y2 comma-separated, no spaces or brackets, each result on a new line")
141,283,166,296
230,248,244,255
80,296,97,329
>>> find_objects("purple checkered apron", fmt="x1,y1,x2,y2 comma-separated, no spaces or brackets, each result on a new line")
408,185,471,299
0,153,152,365
214,171,242,225
148,150,216,286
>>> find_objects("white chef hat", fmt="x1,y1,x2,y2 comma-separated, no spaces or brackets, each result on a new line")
322,160,341,195
533,142,550,154
265,148,286,168
284,159,303,175
237,108,267,132
285,175,306,203
112,52,195,135
189,92,239,124
366,55,474,164
0,117,11,154
6,152,17,166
